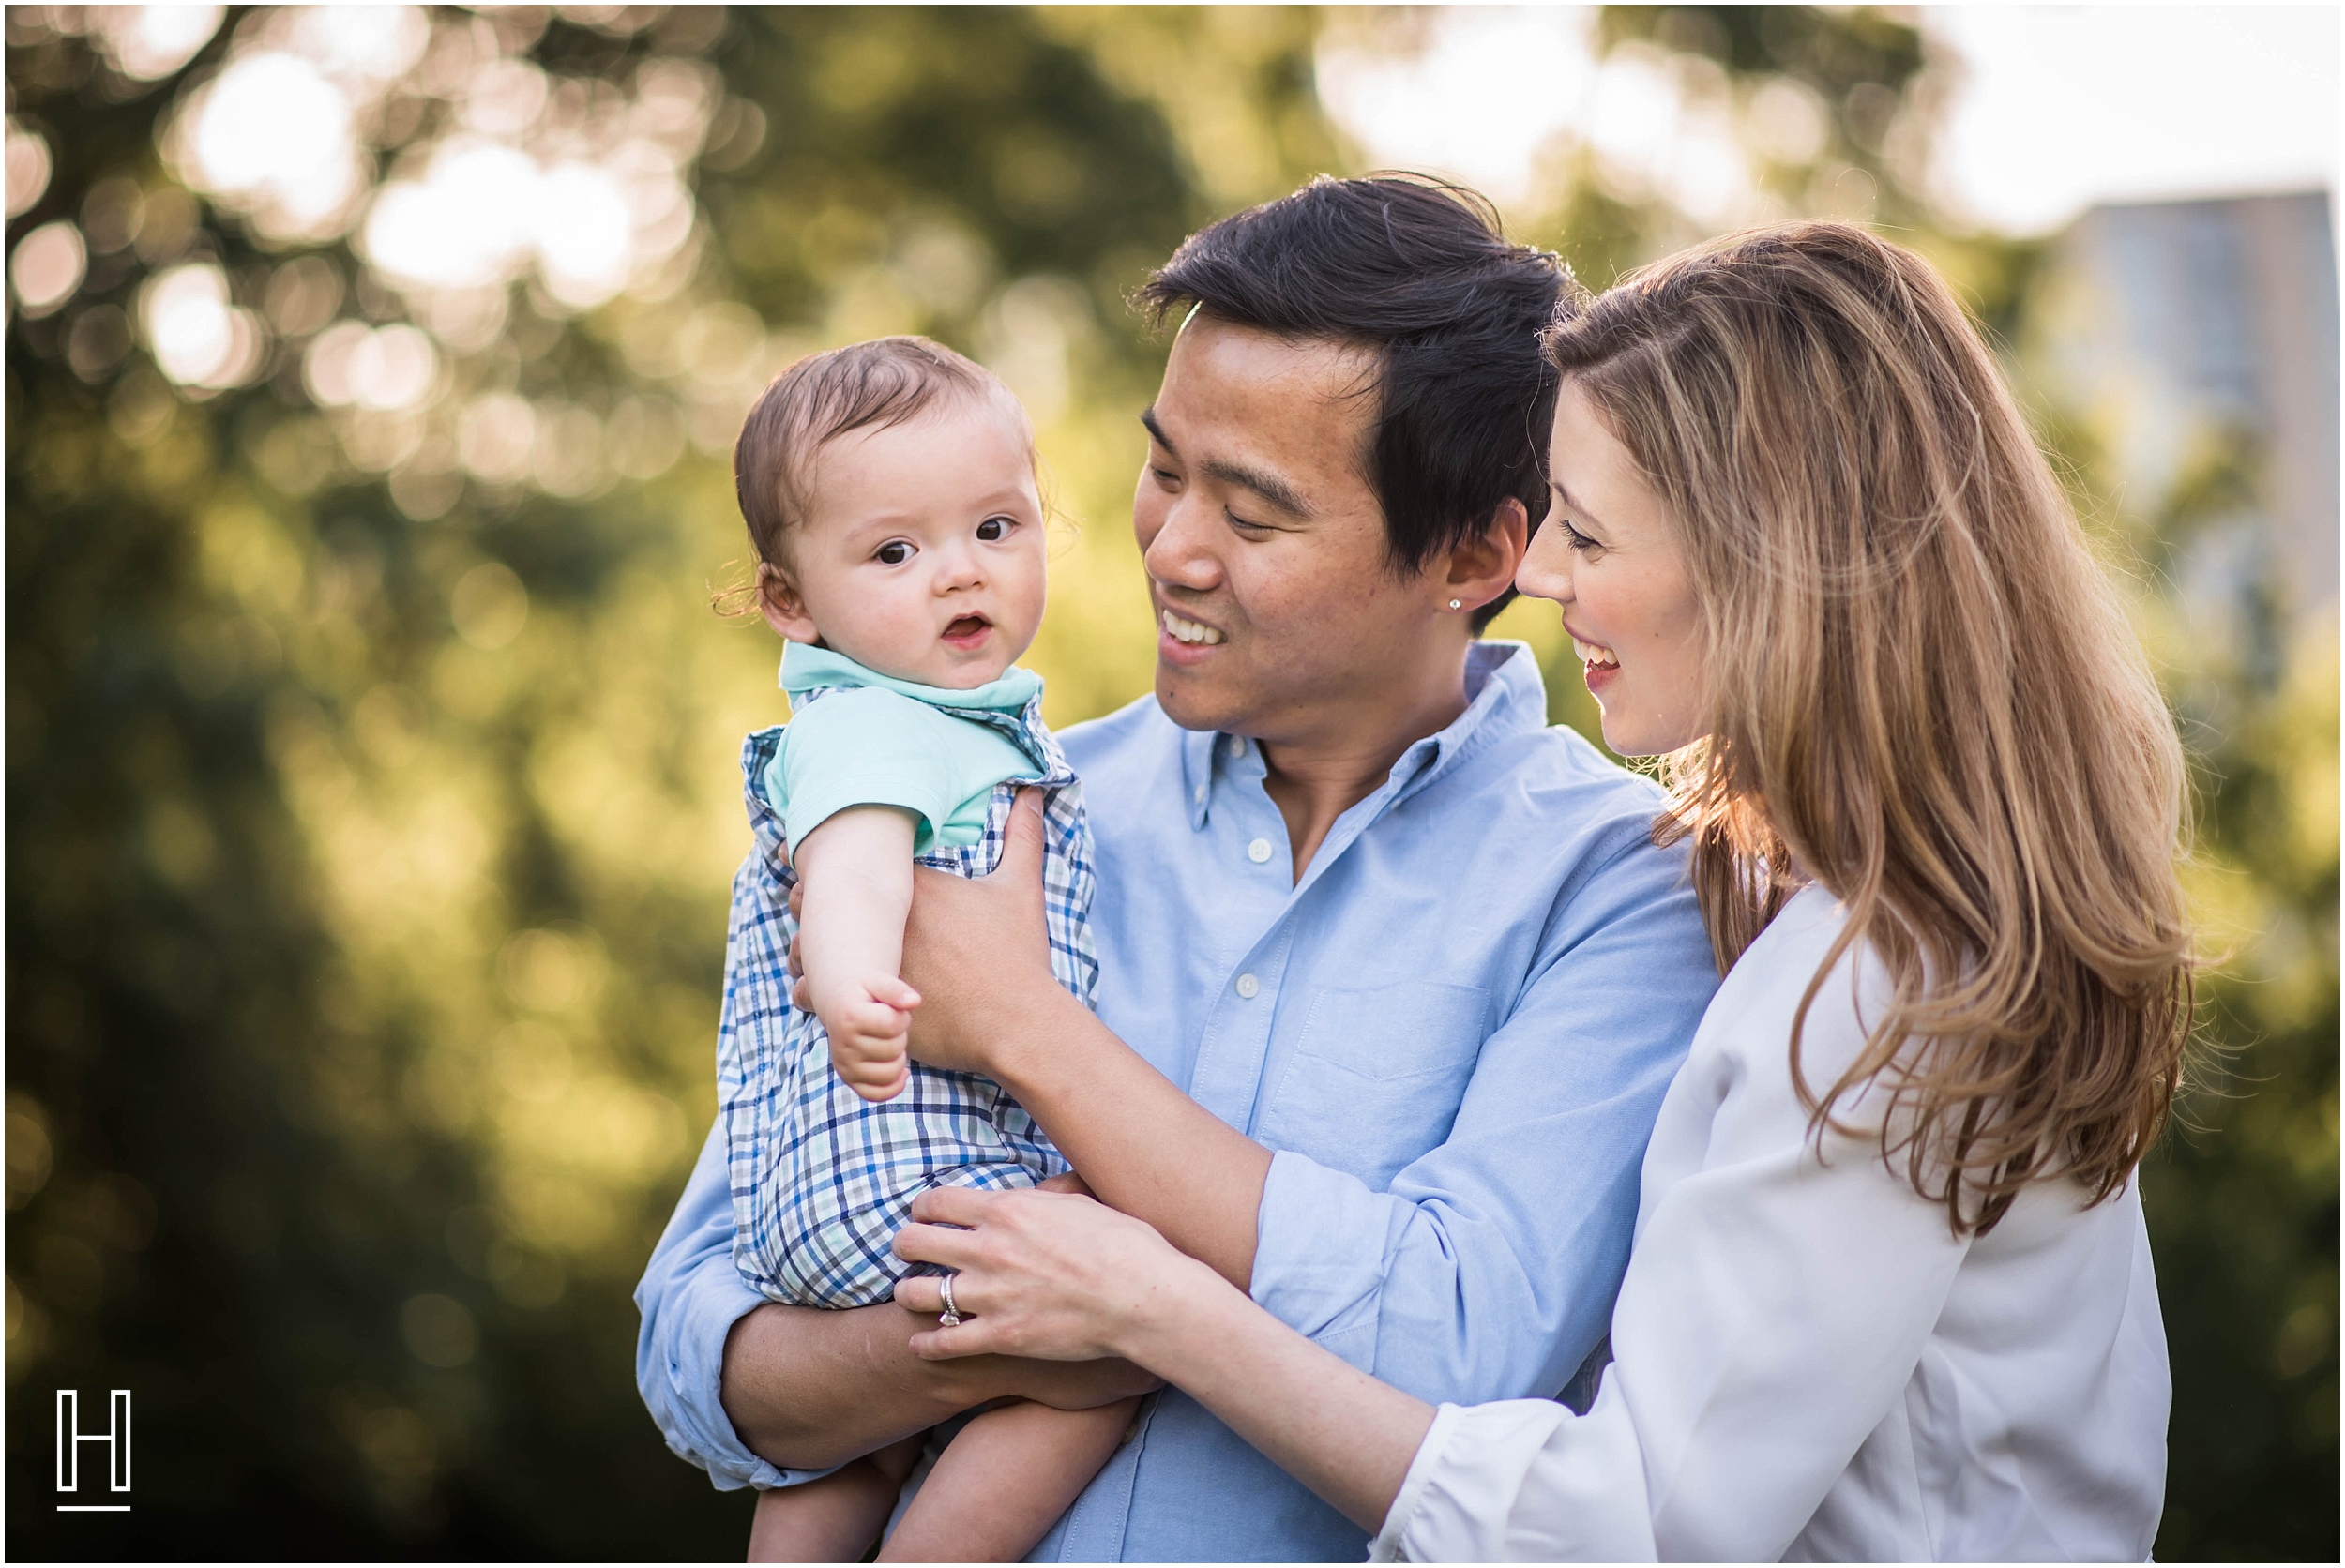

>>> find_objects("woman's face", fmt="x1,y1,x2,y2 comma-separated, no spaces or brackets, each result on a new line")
1515,380,1707,757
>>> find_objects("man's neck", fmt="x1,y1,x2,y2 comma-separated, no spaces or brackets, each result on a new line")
1258,644,1475,881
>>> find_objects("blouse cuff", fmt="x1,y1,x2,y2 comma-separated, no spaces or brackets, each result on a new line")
1369,1402,1475,1562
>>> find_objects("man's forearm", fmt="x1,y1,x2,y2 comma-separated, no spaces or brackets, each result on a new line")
991,985,1273,1290
720,1297,1161,1471
721,1301,999,1470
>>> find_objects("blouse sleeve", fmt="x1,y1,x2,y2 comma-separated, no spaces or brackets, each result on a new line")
1371,921,1974,1562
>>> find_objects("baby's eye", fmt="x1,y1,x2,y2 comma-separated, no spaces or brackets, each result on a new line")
976,516,1013,542
874,540,915,565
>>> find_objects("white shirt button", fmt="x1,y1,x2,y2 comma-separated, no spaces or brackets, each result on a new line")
1228,736,1247,759
1247,837,1273,864
1234,972,1261,999
1193,783,1207,807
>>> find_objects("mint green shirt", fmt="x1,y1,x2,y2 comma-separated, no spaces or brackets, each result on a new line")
763,643,1046,857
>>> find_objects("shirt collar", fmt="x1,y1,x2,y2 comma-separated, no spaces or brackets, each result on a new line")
1181,641,1548,830
779,641,1043,714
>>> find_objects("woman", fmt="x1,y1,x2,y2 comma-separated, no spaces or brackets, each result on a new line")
886,223,2190,1560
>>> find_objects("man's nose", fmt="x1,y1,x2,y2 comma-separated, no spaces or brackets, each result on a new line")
1142,493,1221,595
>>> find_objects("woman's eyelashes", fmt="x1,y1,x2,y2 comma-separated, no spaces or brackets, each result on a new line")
1558,516,1603,553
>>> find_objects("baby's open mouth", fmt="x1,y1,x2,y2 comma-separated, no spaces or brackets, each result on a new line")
943,615,991,641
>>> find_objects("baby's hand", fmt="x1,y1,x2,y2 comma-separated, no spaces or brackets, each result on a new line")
820,976,923,1102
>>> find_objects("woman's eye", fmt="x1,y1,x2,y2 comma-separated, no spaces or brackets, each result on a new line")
976,517,1010,542
1561,518,1601,553
875,541,914,565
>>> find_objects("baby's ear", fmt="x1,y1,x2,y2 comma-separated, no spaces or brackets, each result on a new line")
757,562,819,643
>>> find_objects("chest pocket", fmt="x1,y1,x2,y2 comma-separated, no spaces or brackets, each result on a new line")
1256,981,1490,1190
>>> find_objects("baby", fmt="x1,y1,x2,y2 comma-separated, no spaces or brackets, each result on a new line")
718,337,1137,1561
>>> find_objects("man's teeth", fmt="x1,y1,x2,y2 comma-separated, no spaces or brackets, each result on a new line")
1573,637,1619,668
1162,611,1225,646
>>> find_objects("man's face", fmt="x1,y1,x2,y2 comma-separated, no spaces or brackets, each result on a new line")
1134,316,1436,745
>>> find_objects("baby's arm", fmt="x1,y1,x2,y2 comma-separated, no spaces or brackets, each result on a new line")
794,806,922,1101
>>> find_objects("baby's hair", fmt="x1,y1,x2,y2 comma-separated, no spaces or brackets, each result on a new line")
732,336,1027,579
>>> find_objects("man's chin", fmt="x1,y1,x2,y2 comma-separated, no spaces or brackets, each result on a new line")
1154,665,1249,734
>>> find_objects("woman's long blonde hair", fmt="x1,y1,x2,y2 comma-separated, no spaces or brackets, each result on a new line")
1545,223,2193,1234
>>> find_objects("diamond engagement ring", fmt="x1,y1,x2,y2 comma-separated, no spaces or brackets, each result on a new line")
937,1273,962,1329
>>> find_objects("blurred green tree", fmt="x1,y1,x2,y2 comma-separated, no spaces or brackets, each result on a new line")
5,5,1339,1556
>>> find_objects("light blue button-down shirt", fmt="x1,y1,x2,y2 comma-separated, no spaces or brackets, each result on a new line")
636,641,1718,1560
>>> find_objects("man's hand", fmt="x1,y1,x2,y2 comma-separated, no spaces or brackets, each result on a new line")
899,789,1065,1077
816,974,922,1101
789,791,1064,1083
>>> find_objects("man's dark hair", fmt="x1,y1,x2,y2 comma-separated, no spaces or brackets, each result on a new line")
1136,174,1568,630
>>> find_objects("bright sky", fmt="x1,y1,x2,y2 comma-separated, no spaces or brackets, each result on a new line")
1317,6,2342,236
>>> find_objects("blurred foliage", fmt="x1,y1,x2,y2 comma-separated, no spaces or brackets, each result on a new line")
4,4,2333,1562
6,5,1339,1557
2055,418,2340,1562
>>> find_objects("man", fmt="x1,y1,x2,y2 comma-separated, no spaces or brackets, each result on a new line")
637,175,1718,1560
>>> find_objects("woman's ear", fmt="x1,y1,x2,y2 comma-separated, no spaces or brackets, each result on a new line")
1442,496,1531,616
758,562,820,644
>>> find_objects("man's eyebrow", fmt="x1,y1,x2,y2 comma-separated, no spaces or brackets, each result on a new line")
1142,406,1313,520
1202,458,1314,520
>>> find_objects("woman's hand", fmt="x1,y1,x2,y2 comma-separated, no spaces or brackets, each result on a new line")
890,1184,1228,1366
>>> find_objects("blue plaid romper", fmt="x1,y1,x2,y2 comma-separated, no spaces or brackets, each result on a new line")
716,682,1097,1307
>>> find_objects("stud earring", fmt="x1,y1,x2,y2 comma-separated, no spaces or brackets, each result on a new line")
1448,599,1461,611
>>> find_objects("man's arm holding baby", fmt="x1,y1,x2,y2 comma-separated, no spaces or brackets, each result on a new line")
643,1114,1157,1478
722,1275,1151,1470
885,791,1717,1407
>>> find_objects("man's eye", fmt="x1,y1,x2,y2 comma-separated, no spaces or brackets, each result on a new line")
976,517,1011,542
1150,466,1179,487
875,541,914,565
1226,509,1269,534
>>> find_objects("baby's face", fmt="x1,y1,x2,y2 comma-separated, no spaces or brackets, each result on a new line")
765,398,1048,689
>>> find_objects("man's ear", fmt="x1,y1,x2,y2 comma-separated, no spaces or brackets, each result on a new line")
1442,496,1531,616
757,562,820,644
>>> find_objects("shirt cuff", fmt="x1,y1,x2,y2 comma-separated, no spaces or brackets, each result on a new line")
1369,1401,1475,1561
1248,1148,1400,1368
645,1264,840,1493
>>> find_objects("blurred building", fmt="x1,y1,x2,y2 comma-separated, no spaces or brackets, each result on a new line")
2035,189,2339,618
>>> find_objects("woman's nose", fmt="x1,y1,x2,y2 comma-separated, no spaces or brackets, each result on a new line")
1514,529,1574,605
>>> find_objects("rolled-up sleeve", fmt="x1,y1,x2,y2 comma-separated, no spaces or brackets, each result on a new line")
634,1117,838,1491
633,816,839,1493
1249,833,1715,1407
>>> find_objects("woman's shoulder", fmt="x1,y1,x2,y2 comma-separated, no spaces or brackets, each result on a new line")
1687,885,1886,1095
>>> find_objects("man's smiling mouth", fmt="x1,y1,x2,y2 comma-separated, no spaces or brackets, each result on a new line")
1161,610,1225,646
